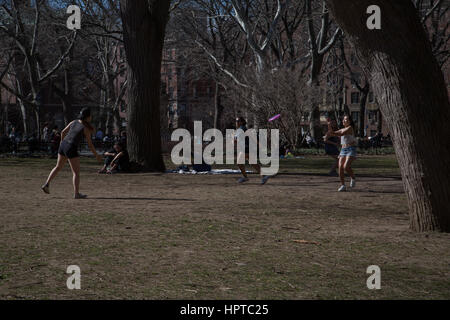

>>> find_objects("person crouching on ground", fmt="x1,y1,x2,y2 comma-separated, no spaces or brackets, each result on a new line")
98,142,130,174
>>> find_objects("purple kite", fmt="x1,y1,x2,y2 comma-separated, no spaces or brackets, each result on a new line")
269,114,281,122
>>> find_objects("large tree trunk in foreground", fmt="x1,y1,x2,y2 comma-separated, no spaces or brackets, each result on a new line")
327,0,450,232
120,0,170,171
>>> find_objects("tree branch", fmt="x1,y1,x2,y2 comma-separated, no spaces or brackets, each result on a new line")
38,31,78,83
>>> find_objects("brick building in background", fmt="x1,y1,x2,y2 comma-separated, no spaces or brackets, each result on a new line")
160,47,216,132
114,45,216,136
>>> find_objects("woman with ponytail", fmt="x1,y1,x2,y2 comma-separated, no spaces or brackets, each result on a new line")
42,108,102,199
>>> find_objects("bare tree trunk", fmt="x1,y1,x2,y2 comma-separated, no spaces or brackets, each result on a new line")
105,109,112,136
3,103,8,135
19,100,28,137
98,76,107,130
62,65,73,126
54,66,73,127
358,83,369,137
306,0,341,141
35,108,40,140
61,99,70,126
213,82,223,130
327,0,450,232
308,82,323,141
105,76,115,136
120,0,170,171
0,91,3,135
113,107,122,135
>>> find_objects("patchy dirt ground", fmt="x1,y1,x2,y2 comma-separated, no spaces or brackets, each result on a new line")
0,156,449,299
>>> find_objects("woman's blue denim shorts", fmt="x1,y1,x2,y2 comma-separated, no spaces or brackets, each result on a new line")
339,146,357,158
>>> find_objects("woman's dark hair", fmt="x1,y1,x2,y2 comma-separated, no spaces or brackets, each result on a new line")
79,107,94,131
330,119,338,131
236,117,247,126
114,142,124,149
344,114,356,132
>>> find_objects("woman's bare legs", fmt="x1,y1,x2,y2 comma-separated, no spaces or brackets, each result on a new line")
237,164,247,178
237,152,248,179
338,156,346,185
45,154,67,186
344,157,356,179
68,157,81,196
237,153,262,182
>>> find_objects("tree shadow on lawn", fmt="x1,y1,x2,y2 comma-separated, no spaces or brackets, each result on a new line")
351,189,405,194
88,197,195,201
278,172,402,180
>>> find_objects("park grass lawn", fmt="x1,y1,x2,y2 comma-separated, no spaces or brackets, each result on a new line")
0,154,449,299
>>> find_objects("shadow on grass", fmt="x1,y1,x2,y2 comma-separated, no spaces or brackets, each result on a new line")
278,172,402,180
88,197,195,201
354,189,405,194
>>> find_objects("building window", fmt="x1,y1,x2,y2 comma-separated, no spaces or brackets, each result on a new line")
368,110,377,121
351,92,360,104
351,112,359,123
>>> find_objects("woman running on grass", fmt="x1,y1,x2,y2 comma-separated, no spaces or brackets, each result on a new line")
324,115,357,192
42,108,102,198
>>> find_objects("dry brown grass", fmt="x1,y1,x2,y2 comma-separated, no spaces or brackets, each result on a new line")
0,156,449,299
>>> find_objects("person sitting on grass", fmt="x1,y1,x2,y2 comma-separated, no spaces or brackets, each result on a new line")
98,142,130,174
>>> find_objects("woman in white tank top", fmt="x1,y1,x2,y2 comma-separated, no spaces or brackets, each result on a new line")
324,115,357,192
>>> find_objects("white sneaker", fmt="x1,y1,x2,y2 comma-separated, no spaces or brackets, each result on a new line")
338,185,346,192
350,179,356,188
238,177,249,183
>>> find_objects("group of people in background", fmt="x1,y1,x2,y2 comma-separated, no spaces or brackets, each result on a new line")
0,125,60,155
0,121,127,158
94,128,127,148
